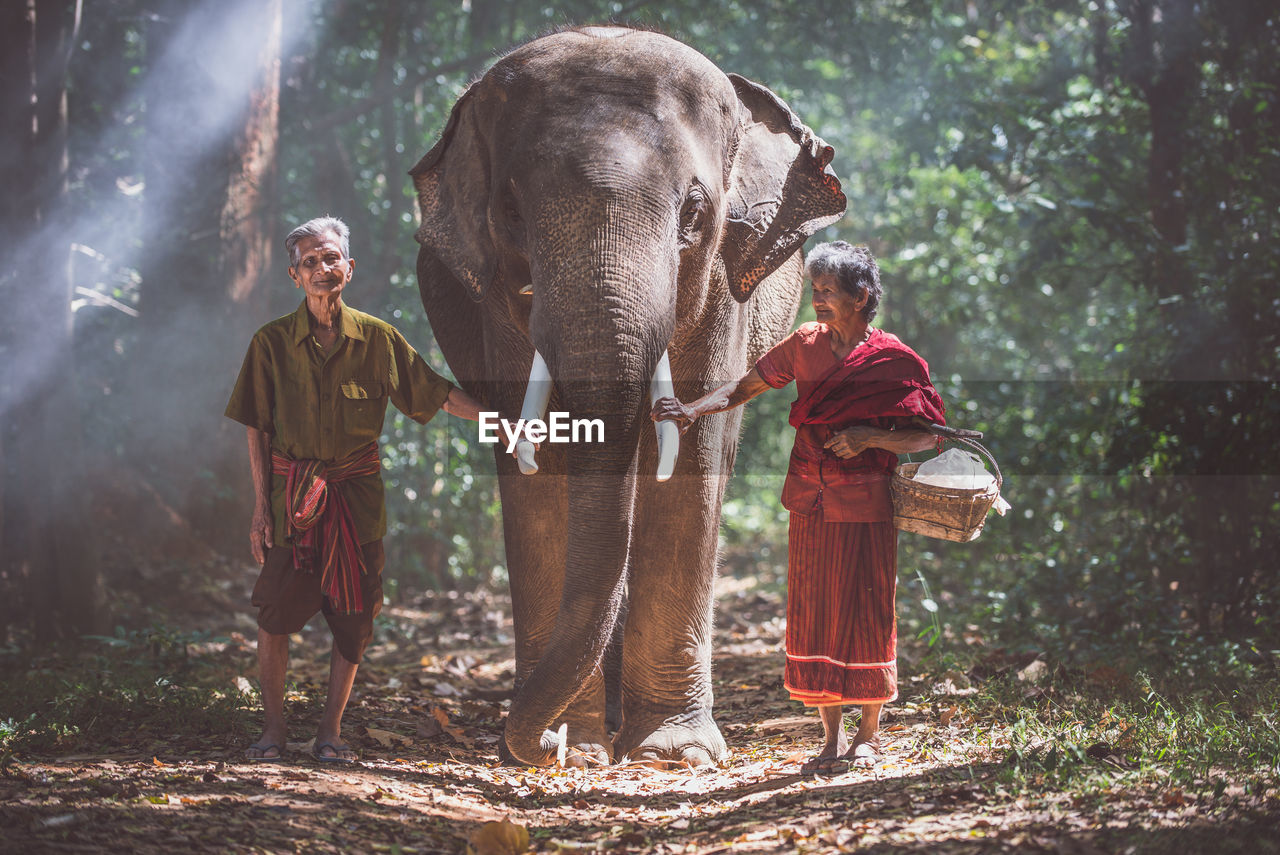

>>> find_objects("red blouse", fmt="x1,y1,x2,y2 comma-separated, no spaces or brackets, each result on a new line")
755,323,945,522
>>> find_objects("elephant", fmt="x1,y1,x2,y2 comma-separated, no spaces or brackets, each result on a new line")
410,26,846,767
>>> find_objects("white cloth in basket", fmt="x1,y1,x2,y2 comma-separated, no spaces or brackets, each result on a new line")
914,449,1011,515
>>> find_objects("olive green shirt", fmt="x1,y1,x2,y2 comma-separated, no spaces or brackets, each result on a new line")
225,300,454,545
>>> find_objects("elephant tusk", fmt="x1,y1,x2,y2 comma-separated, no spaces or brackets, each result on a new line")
649,350,679,482
516,350,552,475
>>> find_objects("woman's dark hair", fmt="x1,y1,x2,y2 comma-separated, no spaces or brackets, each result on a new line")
804,241,882,321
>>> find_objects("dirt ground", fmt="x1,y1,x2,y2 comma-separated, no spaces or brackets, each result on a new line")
3,570,1277,854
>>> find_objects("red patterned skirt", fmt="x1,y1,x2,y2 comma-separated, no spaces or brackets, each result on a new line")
784,512,899,706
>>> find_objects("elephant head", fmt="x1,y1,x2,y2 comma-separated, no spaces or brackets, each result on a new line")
411,27,845,766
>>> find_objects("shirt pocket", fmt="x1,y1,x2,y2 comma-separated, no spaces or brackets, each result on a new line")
339,380,386,438
341,380,383,400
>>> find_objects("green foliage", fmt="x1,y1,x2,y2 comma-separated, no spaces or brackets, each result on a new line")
0,626,254,756
969,657,1280,796
51,1,1280,654
720,0,1279,660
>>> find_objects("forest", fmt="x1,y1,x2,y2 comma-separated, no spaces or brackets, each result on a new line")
1,0,1277,852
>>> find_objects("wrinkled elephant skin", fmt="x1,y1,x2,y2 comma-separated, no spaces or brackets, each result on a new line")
411,27,846,766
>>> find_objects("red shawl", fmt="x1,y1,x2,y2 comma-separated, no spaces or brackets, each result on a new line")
767,328,945,522
788,331,945,433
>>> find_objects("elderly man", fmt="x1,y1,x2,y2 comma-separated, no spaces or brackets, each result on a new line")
226,216,484,763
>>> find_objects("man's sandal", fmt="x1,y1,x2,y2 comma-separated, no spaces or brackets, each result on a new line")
244,742,286,763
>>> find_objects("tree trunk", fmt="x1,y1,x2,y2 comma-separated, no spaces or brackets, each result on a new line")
0,0,104,640
1123,0,1204,376
207,0,284,548
220,0,282,321
134,0,284,552
366,2,404,317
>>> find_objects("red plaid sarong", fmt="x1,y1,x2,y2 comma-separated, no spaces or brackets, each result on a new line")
784,513,899,705
271,442,381,615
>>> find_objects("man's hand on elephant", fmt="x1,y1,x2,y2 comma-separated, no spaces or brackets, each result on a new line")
651,396,698,434
249,506,273,565
823,426,881,459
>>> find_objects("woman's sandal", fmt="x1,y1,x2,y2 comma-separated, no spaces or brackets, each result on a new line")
840,740,881,768
800,753,852,776
311,742,358,764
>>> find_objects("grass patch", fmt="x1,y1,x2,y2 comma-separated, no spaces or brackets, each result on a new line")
0,625,257,759
919,647,1280,801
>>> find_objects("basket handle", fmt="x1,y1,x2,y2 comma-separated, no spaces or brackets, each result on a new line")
913,418,984,440
949,435,1002,489
910,419,1001,488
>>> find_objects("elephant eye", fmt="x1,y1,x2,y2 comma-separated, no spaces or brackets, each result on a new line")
679,188,708,242
504,198,522,226
500,182,523,230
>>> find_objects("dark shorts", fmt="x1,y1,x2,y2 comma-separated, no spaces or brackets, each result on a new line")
251,540,385,664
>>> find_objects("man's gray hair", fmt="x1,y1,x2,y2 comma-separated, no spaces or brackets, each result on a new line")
805,240,882,322
285,216,351,266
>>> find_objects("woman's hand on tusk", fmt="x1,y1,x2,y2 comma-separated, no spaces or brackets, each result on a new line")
651,396,697,434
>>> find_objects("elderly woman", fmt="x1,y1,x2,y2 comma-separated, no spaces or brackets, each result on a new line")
652,241,945,773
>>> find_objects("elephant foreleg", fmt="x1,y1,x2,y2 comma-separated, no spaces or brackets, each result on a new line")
614,465,729,766
497,459,613,765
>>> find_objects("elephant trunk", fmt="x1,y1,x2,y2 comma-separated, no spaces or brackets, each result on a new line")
503,361,647,765
502,239,678,764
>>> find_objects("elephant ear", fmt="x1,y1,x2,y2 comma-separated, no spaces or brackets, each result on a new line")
409,85,495,302
722,73,847,303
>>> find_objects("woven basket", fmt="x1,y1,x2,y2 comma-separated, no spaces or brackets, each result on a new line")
891,436,1002,542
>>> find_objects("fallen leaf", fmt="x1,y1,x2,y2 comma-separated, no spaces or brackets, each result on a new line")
37,813,82,829
1085,664,1127,690
364,727,411,748
1085,741,1113,760
468,819,530,855
939,705,959,726
883,792,912,809
1017,659,1049,684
